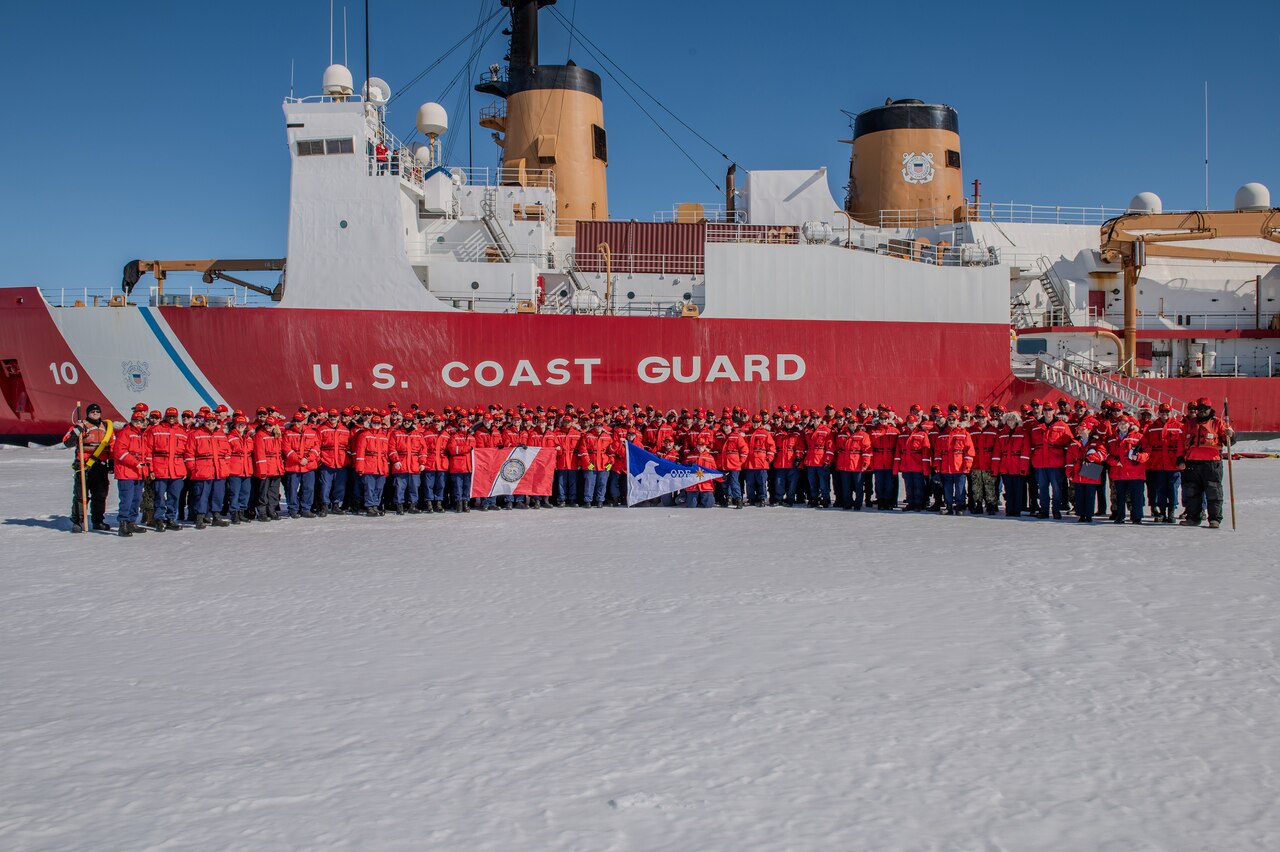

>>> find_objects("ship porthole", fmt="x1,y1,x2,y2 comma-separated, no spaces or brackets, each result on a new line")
683,292,692,301
339,219,348,229
471,281,480,290
626,291,635,301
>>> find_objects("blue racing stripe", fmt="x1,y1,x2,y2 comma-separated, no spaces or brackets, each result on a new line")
138,307,218,409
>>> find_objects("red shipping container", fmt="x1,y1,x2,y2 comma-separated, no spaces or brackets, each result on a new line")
574,221,705,276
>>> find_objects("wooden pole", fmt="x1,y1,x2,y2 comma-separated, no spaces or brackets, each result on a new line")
1224,396,1237,530
75,401,89,531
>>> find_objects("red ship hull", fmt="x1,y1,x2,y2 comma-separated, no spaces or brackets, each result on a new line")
1,287,1276,439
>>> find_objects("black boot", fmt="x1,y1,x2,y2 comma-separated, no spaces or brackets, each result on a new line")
93,521,111,531
394,503,405,515
195,515,207,530
461,502,470,513
165,520,181,531
213,514,230,527
118,524,132,537
128,521,147,534
366,507,379,517
230,512,241,524
153,520,167,532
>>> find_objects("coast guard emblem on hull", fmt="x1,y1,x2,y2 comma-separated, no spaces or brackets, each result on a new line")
500,457,527,483
122,360,151,393
901,152,935,184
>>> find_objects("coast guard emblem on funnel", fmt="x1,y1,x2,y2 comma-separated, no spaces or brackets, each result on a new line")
901,152,935,184
122,360,151,393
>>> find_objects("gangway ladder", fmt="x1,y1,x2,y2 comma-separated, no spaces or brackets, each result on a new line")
479,188,517,262
1034,351,1188,413
1035,256,1073,326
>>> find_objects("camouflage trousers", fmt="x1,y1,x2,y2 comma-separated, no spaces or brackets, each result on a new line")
969,469,998,508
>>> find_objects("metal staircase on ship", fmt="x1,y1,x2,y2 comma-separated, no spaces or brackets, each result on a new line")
1034,350,1187,413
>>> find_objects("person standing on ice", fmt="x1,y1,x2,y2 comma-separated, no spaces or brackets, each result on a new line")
62,402,114,532
684,440,717,508
110,408,150,537
445,419,475,512
225,415,254,523
353,414,390,517
146,407,188,532
1066,422,1108,523
1030,408,1072,519
714,419,749,509
932,413,975,515
1179,397,1233,529
251,414,285,522
1107,418,1150,524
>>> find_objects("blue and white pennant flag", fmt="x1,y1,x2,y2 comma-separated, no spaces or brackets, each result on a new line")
625,442,723,507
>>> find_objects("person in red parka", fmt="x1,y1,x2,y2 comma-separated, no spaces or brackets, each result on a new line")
280,413,319,519
932,414,975,514
770,417,806,506
684,440,718,508
993,412,1031,517
145,407,188,531
552,416,581,507
893,413,932,511
1108,419,1150,524
1030,409,1073,519
577,421,613,508
419,414,449,512
1066,421,1108,523
1140,402,1185,523
868,413,901,510
184,416,231,528
802,414,835,508
252,415,285,522
111,409,151,536
714,421,749,508
225,415,255,523
445,423,476,512
833,422,872,510
388,417,425,514
742,418,776,507
353,414,390,515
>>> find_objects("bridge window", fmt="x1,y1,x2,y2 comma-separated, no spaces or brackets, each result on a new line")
1016,338,1048,355
297,137,355,156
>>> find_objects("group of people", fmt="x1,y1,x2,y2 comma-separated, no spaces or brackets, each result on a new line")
61,395,1235,537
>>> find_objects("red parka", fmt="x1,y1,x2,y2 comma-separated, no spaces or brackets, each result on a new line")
834,429,873,472
1066,438,1108,485
993,427,1031,476
251,426,284,478
868,423,900,470
446,430,476,474
932,427,975,475
893,427,932,475
146,422,188,480
1107,428,1150,481
317,423,350,469
354,428,390,476
744,428,777,469
111,423,150,481
227,429,254,478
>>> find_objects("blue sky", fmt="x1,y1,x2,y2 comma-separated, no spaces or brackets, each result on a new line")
2,0,1276,290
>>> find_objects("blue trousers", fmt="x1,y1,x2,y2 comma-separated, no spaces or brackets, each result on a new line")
773,468,800,503
1147,470,1180,516
318,465,347,506
1115,479,1145,522
806,466,831,504
902,471,926,509
581,469,608,505
116,479,143,524
1001,473,1026,515
421,470,446,502
941,472,967,509
393,471,419,505
743,469,768,503
450,472,471,505
192,478,226,516
685,490,714,507
152,478,184,522
722,470,742,501
1075,482,1098,521
227,475,251,513
1035,467,1067,513
555,470,579,504
608,471,627,503
873,469,898,508
361,473,386,507
284,470,316,515
835,470,864,508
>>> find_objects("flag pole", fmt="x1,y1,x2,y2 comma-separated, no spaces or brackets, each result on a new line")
1224,396,1236,530
74,401,89,530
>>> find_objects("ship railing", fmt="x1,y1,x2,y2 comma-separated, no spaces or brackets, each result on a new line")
572,250,706,277
651,204,745,223
1083,310,1280,332
706,224,801,245
40,284,273,309
284,94,366,104
876,202,1138,228
1035,349,1190,413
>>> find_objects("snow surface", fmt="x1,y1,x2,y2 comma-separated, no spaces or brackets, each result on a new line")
2,444,1278,851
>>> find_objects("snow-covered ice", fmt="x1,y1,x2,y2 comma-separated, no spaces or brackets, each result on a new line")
2,445,1278,850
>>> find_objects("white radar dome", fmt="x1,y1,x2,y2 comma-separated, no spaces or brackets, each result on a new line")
416,102,449,137
411,142,431,164
1234,182,1271,211
1127,192,1162,214
322,64,354,96
363,76,391,106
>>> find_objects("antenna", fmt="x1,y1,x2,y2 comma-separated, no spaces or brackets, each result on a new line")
1198,80,1208,209
364,0,370,112
329,0,334,65
290,58,295,99
343,6,348,66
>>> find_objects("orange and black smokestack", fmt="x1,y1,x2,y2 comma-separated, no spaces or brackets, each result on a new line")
478,0,608,235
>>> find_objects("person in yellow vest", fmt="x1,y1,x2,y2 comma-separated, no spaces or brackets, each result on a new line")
62,402,115,532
